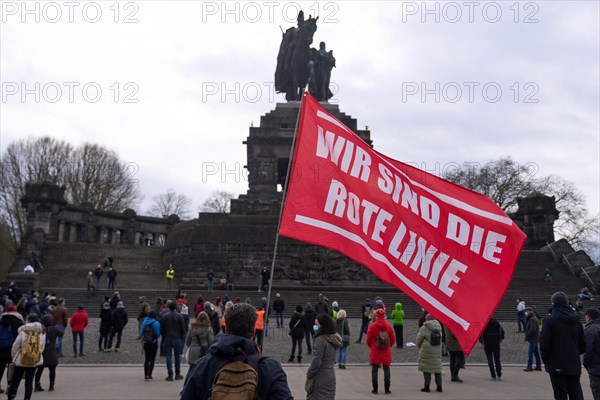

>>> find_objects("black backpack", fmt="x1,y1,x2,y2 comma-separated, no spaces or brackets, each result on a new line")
429,330,442,346
142,321,157,344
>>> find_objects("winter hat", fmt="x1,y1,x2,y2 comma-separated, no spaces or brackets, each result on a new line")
365,298,371,305
375,309,385,318
77,304,84,310
332,301,338,308
102,302,110,309
117,301,124,309
148,310,157,319
6,305,16,313
296,305,303,313
551,292,569,306
585,308,600,320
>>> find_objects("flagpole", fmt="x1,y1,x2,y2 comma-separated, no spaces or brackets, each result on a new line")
263,91,307,351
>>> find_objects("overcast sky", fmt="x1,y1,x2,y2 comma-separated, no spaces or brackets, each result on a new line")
1,1,598,220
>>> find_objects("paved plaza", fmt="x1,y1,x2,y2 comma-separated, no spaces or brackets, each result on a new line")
9,318,592,399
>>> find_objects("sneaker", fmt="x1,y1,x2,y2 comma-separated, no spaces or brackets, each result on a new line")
165,376,173,382
385,390,391,394
490,377,497,381
114,348,119,352
175,375,184,380
497,376,502,381
147,376,153,381
104,348,112,352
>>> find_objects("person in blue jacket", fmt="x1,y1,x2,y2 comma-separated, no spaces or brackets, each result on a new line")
180,303,293,400
140,310,161,381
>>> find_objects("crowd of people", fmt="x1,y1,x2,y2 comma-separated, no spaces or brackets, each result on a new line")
3,278,600,400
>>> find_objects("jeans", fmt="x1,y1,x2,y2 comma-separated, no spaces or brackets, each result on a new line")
109,329,123,349
73,331,84,354
549,373,584,400
449,350,465,379
393,324,403,348
371,364,391,392
56,325,65,354
164,337,184,377
291,338,302,358
255,330,264,352
527,341,541,369
518,314,525,331
276,311,283,328
207,280,213,291
358,321,369,343
144,342,158,378
338,346,347,365
305,331,313,354
423,372,442,388
87,284,95,298
8,366,35,400
485,346,502,378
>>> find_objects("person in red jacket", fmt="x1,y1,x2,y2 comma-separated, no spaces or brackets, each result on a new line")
366,308,395,395
69,305,89,357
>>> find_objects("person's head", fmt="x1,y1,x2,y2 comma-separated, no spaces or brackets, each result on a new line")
585,308,600,323
524,307,533,316
196,311,210,325
551,292,569,306
332,301,338,308
337,309,346,319
296,305,303,313
225,303,258,339
26,313,37,323
276,293,281,298
196,295,204,304
88,271,92,276
117,301,124,309
315,314,336,335
139,296,146,302
148,310,157,319
375,308,386,319
319,41,326,50
425,313,435,321
168,301,176,311
517,297,523,302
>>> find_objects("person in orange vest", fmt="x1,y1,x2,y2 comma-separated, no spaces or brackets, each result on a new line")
255,306,266,352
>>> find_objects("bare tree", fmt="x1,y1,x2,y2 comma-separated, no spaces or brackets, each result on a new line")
444,157,599,261
147,189,191,219
200,191,235,213
0,136,71,246
65,143,141,211
0,137,141,250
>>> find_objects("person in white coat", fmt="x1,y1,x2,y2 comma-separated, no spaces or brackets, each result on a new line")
7,314,45,400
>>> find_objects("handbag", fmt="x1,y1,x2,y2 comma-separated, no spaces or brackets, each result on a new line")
342,334,350,343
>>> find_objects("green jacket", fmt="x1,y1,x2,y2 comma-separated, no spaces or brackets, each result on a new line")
390,303,404,326
416,320,442,373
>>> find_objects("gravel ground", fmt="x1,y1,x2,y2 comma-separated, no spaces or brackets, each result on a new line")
57,318,532,367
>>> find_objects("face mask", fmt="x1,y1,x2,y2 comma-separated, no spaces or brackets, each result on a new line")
313,325,319,333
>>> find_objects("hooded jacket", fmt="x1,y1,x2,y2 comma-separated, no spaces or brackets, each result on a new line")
416,319,443,373
366,315,395,365
70,309,89,333
289,311,306,339
11,322,46,367
539,304,585,375
391,303,405,326
180,334,293,400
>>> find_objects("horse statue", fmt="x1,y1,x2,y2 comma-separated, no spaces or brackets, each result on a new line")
275,12,319,101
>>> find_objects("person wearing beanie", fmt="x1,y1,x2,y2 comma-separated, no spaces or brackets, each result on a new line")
523,307,542,372
584,307,600,399
540,292,586,400
331,301,340,319
288,305,306,363
140,310,161,381
357,298,373,344
69,305,88,357
366,308,395,394
109,301,128,352
99,302,113,352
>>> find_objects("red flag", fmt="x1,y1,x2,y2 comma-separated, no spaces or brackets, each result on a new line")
279,93,527,354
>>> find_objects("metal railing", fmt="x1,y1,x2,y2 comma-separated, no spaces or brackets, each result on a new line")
546,241,575,276
571,255,597,294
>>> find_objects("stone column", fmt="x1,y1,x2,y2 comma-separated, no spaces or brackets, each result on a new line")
57,221,65,242
69,224,77,243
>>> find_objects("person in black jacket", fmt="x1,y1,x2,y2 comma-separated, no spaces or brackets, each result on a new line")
304,302,317,355
524,307,542,371
288,305,306,363
109,301,128,352
583,307,600,400
0,306,24,393
540,292,586,400
98,302,113,352
35,314,60,392
180,303,293,400
480,317,504,380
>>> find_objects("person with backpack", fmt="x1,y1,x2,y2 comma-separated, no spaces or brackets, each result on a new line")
184,311,213,365
70,304,88,357
0,305,24,394
140,310,161,381
34,314,59,392
7,313,45,400
180,303,293,400
366,308,395,394
417,314,443,392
